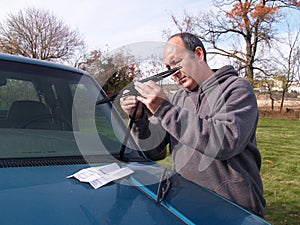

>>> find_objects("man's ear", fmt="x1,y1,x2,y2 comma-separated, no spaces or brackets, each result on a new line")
194,46,205,61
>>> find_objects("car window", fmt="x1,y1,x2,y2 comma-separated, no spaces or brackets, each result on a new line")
0,59,140,164
0,78,43,118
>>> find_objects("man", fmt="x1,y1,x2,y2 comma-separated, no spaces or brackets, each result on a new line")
120,32,266,217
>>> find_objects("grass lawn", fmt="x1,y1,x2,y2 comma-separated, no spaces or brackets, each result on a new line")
158,117,300,224
257,117,300,225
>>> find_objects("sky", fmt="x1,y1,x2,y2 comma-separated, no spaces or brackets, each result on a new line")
0,0,213,51
1,0,297,71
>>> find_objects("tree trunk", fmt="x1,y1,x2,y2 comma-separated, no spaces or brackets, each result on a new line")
270,93,275,111
245,64,254,86
280,89,286,113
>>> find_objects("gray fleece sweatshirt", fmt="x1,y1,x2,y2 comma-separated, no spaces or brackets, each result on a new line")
132,65,266,217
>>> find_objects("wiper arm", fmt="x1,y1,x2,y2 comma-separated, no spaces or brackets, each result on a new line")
113,66,181,161
118,101,141,161
156,168,172,203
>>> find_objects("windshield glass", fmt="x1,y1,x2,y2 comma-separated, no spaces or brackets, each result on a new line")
0,59,139,162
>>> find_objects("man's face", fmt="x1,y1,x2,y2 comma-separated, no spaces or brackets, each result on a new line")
163,37,200,91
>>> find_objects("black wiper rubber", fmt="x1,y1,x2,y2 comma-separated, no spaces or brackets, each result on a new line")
156,168,171,203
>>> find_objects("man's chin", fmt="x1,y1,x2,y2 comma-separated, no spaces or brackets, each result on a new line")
181,81,198,91
181,84,193,91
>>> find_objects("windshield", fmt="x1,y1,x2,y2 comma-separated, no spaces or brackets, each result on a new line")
0,59,141,164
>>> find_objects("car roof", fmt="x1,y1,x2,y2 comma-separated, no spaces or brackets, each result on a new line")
0,52,86,75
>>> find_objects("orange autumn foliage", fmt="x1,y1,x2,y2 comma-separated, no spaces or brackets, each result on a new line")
291,0,300,6
225,0,280,30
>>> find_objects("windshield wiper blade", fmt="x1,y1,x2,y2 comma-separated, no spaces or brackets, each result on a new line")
96,66,182,105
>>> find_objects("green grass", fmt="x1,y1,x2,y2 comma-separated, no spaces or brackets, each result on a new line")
257,118,300,225
158,117,300,224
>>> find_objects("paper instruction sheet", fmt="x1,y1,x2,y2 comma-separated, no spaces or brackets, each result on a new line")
67,163,134,189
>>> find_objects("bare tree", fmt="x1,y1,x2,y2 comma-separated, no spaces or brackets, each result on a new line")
255,63,277,110
79,48,141,95
168,0,300,85
0,7,85,62
274,15,300,112
253,12,300,111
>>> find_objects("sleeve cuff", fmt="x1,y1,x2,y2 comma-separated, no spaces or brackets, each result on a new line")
153,99,173,119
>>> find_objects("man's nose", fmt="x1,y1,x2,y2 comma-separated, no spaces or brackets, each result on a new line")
172,71,183,80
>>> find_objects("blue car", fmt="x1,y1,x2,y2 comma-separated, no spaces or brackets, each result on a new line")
0,53,271,225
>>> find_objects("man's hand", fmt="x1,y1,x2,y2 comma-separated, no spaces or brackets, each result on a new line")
120,90,143,119
134,81,168,114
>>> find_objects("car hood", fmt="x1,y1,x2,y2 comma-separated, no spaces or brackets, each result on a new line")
0,162,270,225
0,163,183,225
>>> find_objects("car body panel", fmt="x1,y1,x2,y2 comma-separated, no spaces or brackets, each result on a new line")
0,164,185,225
0,163,270,225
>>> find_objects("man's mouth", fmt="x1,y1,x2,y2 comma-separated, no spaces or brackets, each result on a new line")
173,72,187,84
